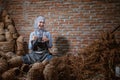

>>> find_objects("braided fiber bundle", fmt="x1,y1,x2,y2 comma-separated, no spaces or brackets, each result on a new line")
16,36,25,56
42,32,119,80
27,62,45,80
0,29,5,35
7,24,16,34
0,34,5,42
43,56,75,80
2,67,20,80
0,41,15,53
0,51,15,60
0,58,8,74
1,10,8,21
74,32,120,80
0,22,4,28
5,31,13,42
4,15,12,23
20,64,30,73
4,52,16,60
0,22,5,35
8,56,23,68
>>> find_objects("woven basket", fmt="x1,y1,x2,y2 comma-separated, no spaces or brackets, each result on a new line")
0,22,4,29
0,59,8,74
0,34,5,42
43,63,58,80
16,36,25,56
7,24,16,33
4,52,16,60
5,15,12,23
12,33,19,39
27,63,45,80
8,56,23,68
2,67,20,80
5,31,13,42
0,29,5,35
1,10,8,18
0,41,15,52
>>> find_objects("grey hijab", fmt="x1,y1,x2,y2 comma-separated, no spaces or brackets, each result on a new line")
34,16,45,38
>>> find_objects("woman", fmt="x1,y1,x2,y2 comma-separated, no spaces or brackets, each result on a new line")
22,16,53,64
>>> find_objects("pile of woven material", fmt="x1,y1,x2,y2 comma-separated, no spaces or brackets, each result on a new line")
75,32,120,80
0,10,27,80
42,32,120,80
0,30,119,80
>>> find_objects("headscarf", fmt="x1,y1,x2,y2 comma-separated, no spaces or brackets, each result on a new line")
34,16,45,29
33,16,45,38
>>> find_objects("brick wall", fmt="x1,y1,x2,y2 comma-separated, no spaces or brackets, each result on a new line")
3,0,120,54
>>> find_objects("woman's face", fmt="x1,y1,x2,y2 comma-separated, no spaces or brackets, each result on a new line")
38,21,45,29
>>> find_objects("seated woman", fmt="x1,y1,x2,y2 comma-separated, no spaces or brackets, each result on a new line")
22,16,53,64
8,16,53,67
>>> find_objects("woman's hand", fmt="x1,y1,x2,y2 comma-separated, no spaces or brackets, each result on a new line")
32,36,38,40
42,36,49,42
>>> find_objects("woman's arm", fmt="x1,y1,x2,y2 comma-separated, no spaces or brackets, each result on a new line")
29,32,39,52
45,32,53,48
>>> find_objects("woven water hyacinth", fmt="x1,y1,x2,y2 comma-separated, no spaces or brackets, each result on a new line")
16,36,25,56
0,51,14,60
1,10,8,19
8,56,23,68
7,24,16,34
0,51,4,58
0,29,5,35
4,52,16,60
0,58,8,74
21,64,30,73
0,22,5,35
4,15,12,23
4,15,13,28
43,56,73,80
2,67,20,80
27,62,45,80
43,63,58,80
0,34,5,41
12,33,19,39
43,57,59,80
0,41,15,52
0,22,4,28
5,31,13,42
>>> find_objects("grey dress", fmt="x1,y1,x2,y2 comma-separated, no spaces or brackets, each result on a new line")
22,30,53,64
22,38,52,64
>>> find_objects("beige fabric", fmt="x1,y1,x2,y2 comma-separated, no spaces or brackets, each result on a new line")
0,29,5,35
0,35,5,41
2,67,20,80
0,22,4,29
8,56,23,68
12,33,19,39
16,36,25,56
5,31,13,42
5,15,12,23
27,62,45,80
0,58,8,74
1,10,8,18
7,24,16,33
0,41,15,52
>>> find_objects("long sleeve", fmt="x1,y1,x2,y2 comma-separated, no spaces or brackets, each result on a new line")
28,31,53,49
44,32,53,48
28,32,34,50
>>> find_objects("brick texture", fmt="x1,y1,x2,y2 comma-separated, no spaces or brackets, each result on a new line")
2,0,120,54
